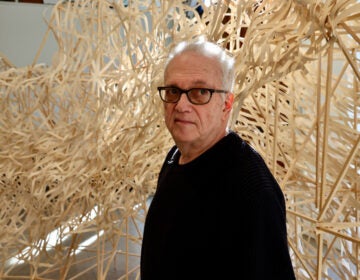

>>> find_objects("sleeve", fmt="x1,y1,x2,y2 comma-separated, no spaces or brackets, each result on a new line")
247,188,296,280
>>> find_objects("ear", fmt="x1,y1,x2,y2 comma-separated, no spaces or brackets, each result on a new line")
224,93,234,110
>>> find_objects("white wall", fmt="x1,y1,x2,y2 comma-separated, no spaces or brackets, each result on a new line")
0,2,57,67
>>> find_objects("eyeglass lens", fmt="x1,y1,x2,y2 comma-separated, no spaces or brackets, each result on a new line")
162,88,211,104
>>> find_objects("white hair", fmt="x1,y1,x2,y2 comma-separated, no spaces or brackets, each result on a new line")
165,37,235,92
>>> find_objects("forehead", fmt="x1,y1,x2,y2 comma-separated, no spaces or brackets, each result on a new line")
164,51,222,86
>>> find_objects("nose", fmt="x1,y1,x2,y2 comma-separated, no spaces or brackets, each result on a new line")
175,92,192,110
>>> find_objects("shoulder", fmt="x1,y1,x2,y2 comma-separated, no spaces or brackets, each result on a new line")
225,132,283,197
225,131,268,170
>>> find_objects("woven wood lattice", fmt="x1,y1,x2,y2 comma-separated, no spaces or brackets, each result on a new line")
0,0,359,279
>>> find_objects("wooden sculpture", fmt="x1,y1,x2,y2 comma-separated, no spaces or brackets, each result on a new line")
0,0,359,279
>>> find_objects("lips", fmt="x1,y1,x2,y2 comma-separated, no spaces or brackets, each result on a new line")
174,118,194,125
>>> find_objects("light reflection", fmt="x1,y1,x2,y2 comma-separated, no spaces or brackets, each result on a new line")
6,206,100,267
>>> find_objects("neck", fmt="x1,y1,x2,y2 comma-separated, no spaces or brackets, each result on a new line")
177,129,229,165
178,150,201,165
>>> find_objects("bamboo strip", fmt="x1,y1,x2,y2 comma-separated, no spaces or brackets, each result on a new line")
288,240,316,280
318,135,360,220
318,227,360,244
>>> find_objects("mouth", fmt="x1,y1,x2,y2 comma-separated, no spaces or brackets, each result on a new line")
174,118,194,125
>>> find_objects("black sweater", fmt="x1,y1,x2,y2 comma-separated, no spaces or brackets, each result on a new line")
141,132,295,279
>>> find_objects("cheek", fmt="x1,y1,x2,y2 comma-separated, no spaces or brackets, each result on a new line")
198,107,219,125
203,104,225,125
163,105,174,124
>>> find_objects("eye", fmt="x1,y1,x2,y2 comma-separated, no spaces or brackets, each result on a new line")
167,87,180,95
199,89,210,95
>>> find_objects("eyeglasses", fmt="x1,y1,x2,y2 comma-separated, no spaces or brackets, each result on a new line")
157,86,227,105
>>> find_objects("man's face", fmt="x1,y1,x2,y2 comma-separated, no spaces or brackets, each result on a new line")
163,51,231,151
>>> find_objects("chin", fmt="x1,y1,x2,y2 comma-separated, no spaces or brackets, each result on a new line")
172,133,196,144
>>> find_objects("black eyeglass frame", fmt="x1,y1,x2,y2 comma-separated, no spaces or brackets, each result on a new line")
157,86,228,105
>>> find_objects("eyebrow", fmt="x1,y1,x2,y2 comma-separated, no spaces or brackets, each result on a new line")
166,80,210,88
189,79,208,86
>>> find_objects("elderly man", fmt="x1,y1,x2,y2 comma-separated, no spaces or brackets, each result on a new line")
140,38,296,280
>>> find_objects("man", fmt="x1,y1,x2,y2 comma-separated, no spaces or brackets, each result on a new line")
141,38,296,279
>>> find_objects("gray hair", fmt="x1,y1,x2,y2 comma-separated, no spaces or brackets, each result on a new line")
165,37,235,92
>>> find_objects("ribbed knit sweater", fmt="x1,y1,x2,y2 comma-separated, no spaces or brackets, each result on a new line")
141,131,296,279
